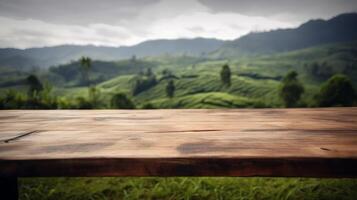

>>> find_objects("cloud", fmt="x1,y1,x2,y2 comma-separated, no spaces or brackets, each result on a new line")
188,26,207,34
0,16,140,48
0,0,355,48
199,0,357,23
0,0,160,25
148,11,292,40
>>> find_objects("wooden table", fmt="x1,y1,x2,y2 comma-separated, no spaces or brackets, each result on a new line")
1,108,357,199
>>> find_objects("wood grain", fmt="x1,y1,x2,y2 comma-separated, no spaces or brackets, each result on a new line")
0,108,357,177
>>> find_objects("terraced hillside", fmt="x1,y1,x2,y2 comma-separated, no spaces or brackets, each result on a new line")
40,42,353,108
0,42,356,109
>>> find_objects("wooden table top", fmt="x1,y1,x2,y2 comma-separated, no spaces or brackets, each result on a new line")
1,108,357,177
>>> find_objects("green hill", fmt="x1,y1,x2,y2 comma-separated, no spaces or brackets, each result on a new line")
1,41,356,108
49,59,158,87
148,92,266,108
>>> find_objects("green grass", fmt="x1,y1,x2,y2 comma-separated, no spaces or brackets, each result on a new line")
20,177,357,200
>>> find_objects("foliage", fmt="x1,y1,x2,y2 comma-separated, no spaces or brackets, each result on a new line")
49,59,158,87
57,98,77,109
0,89,58,109
304,62,334,81
220,64,231,86
79,56,92,86
26,75,44,97
149,92,266,109
279,71,305,107
0,90,25,109
141,103,155,109
1,42,357,110
166,80,175,98
132,75,158,96
3,42,357,109
110,93,135,109
74,97,94,109
88,86,102,109
161,69,172,77
317,74,356,107
145,68,153,77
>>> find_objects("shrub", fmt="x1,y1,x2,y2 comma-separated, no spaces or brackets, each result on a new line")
141,103,155,109
220,64,231,86
132,76,157,96
26,75,43,97
111,93,135,109
317,74,356,107
166,80,175,98
279,71,304,107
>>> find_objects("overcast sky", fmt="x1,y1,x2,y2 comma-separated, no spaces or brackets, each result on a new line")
0,0,356,49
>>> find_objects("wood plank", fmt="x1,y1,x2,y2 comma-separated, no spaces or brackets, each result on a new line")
0,108,357,177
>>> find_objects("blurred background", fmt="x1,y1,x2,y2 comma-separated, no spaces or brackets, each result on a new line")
1,0,357,199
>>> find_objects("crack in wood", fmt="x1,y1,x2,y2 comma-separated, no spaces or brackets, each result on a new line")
320,147,332,151
2,130,40,143
243,129,357,133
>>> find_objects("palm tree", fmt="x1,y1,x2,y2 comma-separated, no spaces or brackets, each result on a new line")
80,56,102,108
80,56,92,86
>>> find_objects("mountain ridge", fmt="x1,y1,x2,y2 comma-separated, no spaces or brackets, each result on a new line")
0,38,225,69
1,13,357,68
211,12,357,58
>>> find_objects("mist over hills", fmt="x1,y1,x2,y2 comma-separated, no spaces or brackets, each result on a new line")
0,13,357,69
0,38,224,69
212,13,357,57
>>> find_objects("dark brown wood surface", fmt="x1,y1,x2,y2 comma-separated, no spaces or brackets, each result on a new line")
1,108,357,177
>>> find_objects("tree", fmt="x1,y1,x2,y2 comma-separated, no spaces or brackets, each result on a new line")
0,90,25,109
162,69,172,77
132,76,157,96
279,71,304,107
111,93,135,109
305,62,333,81
39,81,58,109
88,86,101,108
220,64,231,86
131,55,136,62
317,74,356,107
145,68,153,77
80,56,92,86
26,75,43,97
166,80,175,98
79,56,102,108
76,97,93,109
